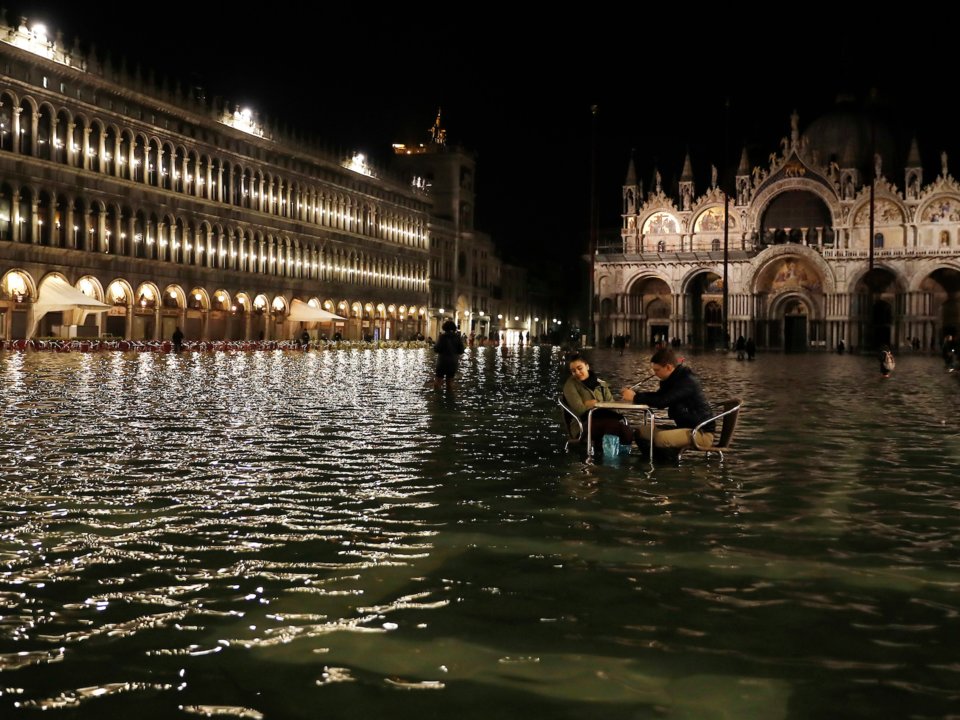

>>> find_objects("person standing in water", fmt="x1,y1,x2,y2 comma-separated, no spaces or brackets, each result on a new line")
434,320,465,390
880,345,895,378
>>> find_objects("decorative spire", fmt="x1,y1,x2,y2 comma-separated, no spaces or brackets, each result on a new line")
906,137,921,168
680,151,694,181
625,150,637,186
428,108,446,146
737,146,750,175
905,137,923,201
678,152,694,211
623,150,640,218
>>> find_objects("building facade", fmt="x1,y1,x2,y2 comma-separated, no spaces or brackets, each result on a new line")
392,113,545,343
0,18,545,344
598,109,960,352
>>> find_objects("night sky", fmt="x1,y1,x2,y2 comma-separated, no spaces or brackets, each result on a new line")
5,4,958,304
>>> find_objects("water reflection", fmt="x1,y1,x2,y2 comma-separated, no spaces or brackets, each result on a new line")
1,347,959,718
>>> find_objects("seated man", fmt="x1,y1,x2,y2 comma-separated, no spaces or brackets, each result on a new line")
621,347,714,450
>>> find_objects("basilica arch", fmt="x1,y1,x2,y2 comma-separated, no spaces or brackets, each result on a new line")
622,275,671,347
922,266,960,342
751,249,827,351
754,183,837,248
679,269,723,349
850,265,905,350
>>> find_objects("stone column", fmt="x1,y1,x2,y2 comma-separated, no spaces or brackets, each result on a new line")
124,303,133,340
128,140,137,181
11,106,23,155
110,132,121,177
82,126,92,171
27,107,39,156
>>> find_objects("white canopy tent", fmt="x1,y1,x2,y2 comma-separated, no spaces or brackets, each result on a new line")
29,277,111,338
288,299,345,323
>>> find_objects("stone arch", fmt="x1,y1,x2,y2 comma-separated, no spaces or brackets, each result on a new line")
766,291,816,353
134,282,161,309
851,265,904,350
18,94,38,157
253,293,269,313
744,245,838,295
162,284,187,309
106,278,134,305
188,287,210,311
915,265,960,339
211,289,231,311
750,177,841,227
755,186,835,247
640,210,681,235
0,90,17,152
917,194,960,223
678,268,724,349
692,205,738,233
850,195,907,249
36,100,57,161
77,275,107,303
234,292,252,314
2,268,37,300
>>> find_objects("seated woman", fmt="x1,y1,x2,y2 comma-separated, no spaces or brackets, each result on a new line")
563,353,639,451
621,347,714,450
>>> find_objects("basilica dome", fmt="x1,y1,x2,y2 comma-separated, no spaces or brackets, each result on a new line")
801,94,901,175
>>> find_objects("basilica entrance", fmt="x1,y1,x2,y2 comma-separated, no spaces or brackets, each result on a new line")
854,268,900,351
783,299,808,352
784,318,806,352
649,324,668,346
684,272,722,349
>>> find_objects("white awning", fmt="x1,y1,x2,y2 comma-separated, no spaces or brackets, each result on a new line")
288,299,345,322
34,277,111,314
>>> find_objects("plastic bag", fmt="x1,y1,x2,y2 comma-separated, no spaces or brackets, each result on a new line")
602,434,620,458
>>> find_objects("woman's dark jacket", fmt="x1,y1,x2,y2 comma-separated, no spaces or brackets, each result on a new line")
434,331,465,372
631,365,714,431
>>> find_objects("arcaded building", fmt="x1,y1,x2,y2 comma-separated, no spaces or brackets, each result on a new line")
598,107,960,352
0,17,541,344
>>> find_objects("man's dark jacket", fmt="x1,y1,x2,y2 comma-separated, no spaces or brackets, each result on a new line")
632,365,714,432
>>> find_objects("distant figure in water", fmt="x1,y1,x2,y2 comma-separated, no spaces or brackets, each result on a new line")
434,320,465,391
879,345,895,378
745,337,756,361
735,335,746,360
837,339,845,354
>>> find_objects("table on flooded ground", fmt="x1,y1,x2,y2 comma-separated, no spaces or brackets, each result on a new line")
586,401,655,464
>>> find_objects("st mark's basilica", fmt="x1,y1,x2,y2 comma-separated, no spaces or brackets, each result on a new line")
597,107,960,352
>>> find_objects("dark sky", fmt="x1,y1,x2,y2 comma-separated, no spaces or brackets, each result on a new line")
7,4,959,299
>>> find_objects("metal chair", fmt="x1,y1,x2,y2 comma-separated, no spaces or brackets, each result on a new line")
556,394,585,451
557,393,636,454
678,397,742,462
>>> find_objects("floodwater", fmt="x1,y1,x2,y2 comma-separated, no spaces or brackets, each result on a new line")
0,346,958,719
